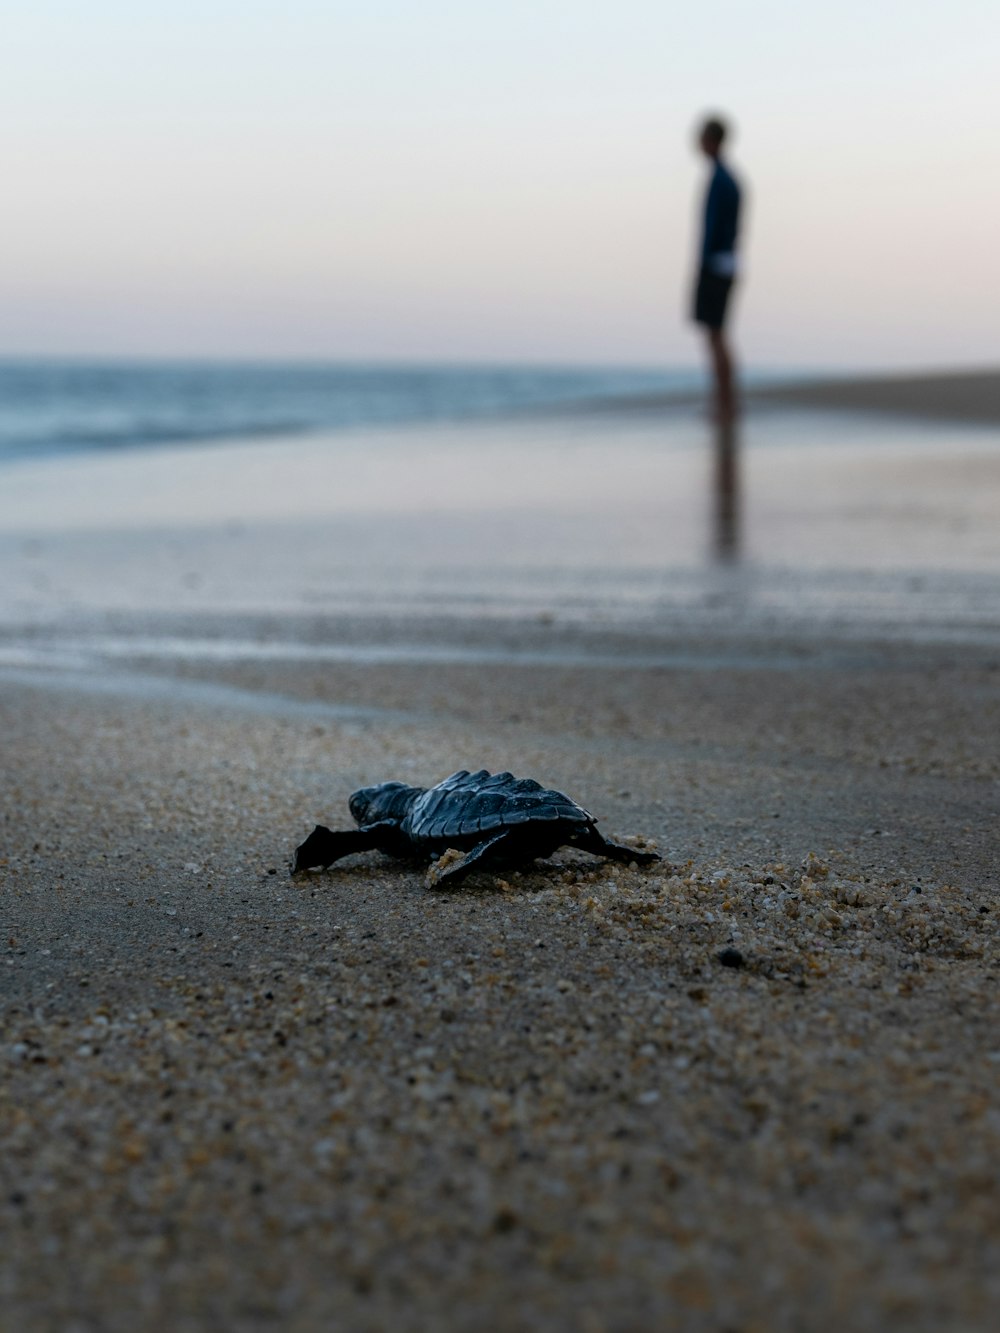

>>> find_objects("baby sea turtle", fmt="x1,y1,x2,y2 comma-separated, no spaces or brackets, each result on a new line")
292,768,660,886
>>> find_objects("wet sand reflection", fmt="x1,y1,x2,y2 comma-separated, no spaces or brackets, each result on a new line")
712,420,740,560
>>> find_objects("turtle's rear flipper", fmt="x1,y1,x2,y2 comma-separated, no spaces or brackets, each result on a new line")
292,822,395,875
427,830,512,887
575,827,661,866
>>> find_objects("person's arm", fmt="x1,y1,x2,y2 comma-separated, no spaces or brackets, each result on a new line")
701,174,720,267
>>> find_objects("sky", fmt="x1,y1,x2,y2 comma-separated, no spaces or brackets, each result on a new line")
1,1,998,369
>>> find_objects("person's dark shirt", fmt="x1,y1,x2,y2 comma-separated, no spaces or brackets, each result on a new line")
701,158,741,271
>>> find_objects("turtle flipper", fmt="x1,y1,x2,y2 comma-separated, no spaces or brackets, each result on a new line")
574,826,661,866
292,821,399,875
427,830,513,887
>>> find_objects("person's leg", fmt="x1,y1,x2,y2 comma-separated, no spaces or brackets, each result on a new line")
707,328,736,423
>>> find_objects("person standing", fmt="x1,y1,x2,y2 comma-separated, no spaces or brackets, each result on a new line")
693,115,742,423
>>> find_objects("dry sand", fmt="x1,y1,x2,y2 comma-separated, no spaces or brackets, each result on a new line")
617,366,1000,427
3,616,999,1332
750,367,1000,426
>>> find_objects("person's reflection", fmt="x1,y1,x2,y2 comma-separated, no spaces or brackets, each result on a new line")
712,419,740,559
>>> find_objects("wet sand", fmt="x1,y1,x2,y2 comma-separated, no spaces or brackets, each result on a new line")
4,614,1000,1332
3,390,1000,1330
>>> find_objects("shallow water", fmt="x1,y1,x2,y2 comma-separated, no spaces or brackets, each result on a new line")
0,360,699,463
0,406,998,645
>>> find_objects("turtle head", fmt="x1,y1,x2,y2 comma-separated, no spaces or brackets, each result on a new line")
349,781,422,828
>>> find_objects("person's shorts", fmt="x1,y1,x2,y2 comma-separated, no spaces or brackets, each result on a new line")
693,268,734,330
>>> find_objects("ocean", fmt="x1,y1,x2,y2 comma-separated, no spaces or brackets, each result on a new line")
0,360,704,464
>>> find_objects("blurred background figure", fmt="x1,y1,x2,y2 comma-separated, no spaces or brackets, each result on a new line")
692,114,742,424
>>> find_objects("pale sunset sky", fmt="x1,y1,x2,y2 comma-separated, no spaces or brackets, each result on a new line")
2,1,997,369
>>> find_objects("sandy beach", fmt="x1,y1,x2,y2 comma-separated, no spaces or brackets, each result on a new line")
751,367,1000,426
3,375,1000,1330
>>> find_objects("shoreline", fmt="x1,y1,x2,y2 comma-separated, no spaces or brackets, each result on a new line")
1,402,998,642
0,367,997,476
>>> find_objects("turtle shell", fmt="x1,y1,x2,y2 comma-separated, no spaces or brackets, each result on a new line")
401,769,593,845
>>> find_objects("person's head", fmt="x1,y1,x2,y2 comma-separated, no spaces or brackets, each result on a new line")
698,116,728,159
